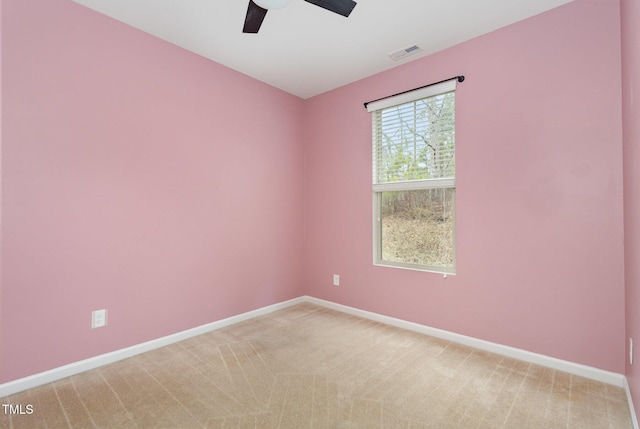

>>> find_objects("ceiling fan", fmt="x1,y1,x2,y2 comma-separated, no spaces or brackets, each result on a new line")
243,0,357,33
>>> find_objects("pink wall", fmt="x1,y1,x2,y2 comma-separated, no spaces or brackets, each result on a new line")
0,0,305,382
0,0,4,371
1,0,629,386
303,0,625,372
622,0,640,412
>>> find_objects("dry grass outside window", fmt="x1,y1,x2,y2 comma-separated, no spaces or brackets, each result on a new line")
380,188,454,268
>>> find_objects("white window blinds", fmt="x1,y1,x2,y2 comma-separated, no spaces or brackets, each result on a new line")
371,80,456,191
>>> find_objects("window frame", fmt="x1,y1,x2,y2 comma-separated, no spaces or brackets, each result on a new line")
370,80,457,275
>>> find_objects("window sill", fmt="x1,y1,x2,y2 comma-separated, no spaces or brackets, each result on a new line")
374,261,456,277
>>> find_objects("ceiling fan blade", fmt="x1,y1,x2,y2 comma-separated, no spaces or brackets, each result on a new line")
303,0,357,17
243,0,268,33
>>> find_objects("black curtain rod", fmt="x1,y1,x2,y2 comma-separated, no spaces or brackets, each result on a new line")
363,75,465,109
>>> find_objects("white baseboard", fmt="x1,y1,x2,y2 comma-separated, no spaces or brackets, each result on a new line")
0,294,630,404
0,296,306,398
625,378,640,429
305,296,627,388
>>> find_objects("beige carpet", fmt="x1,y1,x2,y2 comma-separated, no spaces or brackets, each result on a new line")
0,302,633,428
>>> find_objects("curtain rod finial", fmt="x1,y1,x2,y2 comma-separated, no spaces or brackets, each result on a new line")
457,76,465,82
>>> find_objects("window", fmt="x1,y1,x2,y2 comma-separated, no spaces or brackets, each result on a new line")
369,80,457,274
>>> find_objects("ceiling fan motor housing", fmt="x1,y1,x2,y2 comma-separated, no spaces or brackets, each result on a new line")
253,0,293,9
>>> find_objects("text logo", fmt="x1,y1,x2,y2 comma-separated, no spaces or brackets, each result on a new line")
2,404,34,415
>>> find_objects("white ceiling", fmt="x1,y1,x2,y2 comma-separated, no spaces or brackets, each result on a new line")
72,0,574,99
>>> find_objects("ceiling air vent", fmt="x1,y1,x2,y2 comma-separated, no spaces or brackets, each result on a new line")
388,44,423,61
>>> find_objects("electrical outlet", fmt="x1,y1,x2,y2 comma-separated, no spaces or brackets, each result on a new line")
631,338,634,365
333,274,340,286
92,309,107,329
